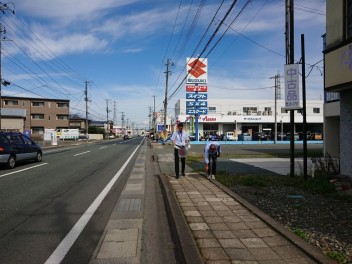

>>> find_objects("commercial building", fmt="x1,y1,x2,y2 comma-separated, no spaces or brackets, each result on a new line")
175,98,323,138
324,0,352,178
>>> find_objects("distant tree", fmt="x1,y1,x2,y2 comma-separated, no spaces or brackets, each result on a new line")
88,126,105,135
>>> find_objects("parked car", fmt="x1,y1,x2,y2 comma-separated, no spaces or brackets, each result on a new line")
123,135,130,140
284,133,299,141
226,131,236,141
312,132,323,140
189,133,196,141
252,132,265,141
0,132,42,169
238,133,252,141
278,133,285,141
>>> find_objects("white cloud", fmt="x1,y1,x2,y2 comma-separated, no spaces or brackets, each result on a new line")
17,0,137,21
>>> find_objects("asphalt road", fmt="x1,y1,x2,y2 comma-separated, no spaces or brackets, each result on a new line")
0,138,144,264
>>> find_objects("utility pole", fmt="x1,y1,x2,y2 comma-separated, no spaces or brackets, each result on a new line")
0,3,15,131
113,100,117,125
153,95,156,137
148,106,152,132
286,0,295,177
106,99,111,139
0,24,5,131
120,112,125,129
163,59,171,137
270,73,281,144
84,81,89,140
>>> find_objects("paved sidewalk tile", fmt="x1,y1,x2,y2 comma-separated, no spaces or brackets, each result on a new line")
168,173,316,264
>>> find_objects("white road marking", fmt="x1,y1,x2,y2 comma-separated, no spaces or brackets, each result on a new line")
73,151,91,156
0,163,48,178
45,140,143,264
99,146,108,149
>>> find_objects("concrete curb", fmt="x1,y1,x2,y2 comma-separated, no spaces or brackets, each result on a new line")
156,161,204,264
150,139,202,263
208,175,336,264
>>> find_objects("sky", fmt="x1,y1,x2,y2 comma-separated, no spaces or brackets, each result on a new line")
1,0,326,129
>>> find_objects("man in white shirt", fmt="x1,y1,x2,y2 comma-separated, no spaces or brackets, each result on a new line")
204,141,221,179
171,122,189,179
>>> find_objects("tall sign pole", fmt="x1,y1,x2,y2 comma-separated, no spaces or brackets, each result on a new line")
286,0,295,177
301,34,308,179
164,59,171,137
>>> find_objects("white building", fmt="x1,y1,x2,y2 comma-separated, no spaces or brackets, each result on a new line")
174,98,323,138
324,0,352,178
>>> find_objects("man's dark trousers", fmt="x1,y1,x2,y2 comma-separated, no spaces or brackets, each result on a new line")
207,154,217,175
174,148,185,177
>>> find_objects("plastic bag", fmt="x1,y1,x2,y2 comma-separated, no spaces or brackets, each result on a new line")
178,146,187,157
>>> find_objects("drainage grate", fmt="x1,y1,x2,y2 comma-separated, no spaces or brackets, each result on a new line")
117,198,142,212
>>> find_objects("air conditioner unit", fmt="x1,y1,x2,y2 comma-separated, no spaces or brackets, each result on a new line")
257,111,262,115
247,110,252,115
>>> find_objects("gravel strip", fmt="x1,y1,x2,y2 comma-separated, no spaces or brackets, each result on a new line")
230,185,352,263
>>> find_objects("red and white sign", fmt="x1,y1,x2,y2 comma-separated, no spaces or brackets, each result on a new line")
186,85,208,92
186,58,208,84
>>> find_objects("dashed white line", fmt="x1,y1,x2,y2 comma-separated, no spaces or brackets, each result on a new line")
99,146,108,149
0,163,48,178
73,151,91,156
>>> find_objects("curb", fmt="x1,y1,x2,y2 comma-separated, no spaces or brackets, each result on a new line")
209,176,336,264
155,154,204,264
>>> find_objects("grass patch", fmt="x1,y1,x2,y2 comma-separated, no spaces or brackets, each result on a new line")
186,152,352,202
222,148,323,159
292,228,309,241
326,251,348,264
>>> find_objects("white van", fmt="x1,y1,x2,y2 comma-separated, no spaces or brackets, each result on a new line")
226,131,235,141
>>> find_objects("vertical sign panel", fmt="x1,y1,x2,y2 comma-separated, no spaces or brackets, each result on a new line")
284,64,300,110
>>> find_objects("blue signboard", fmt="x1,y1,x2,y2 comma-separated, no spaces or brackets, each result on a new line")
157,124,164,132
186,108,208,115
186,93,208,100
186,101,208,107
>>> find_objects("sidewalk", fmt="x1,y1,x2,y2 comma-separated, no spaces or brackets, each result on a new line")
152,143,335,264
